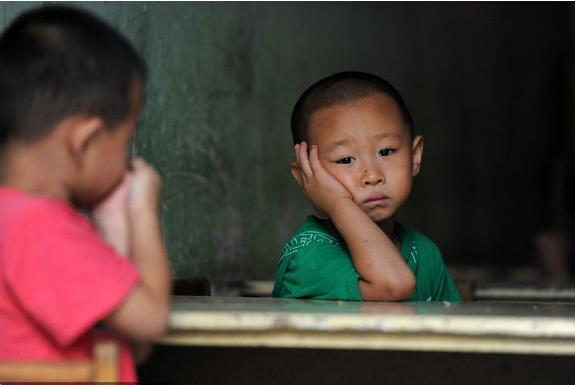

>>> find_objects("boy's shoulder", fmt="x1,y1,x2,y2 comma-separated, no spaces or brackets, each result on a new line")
0,188,50,222
280,215,341,260
274,215,361,300
0,187,74,218
0,187,87,240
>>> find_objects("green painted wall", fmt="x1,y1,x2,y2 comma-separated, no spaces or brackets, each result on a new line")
1,3,573,286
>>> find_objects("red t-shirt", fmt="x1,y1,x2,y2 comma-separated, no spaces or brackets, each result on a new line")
0,187,140,381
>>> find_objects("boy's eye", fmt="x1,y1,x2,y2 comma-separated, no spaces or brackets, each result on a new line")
336,157,354,165
379,148,395,157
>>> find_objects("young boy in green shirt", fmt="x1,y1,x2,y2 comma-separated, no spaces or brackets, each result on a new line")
273,71,461,302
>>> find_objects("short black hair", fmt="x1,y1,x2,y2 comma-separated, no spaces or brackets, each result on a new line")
0,5,146,144
291,71,414,145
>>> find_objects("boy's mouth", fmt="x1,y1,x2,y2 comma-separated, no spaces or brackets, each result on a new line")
362,193,389,206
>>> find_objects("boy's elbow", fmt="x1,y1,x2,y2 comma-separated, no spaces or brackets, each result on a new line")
388,270,416,300
142,296,171,340
129,305,170,341
107,290,171,341
155,305,171,337
380,281,415,301
361,275,415,301
396,275,416,299
143,308,170,340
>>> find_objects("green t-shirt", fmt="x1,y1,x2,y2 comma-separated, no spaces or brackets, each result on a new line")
272,216,462,302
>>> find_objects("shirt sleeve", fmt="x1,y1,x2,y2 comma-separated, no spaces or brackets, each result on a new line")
4,202,140,348
279,244,363,301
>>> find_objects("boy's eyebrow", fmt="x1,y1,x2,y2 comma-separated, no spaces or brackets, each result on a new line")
324,133,402,153
373,132,402,141
324,139,351,153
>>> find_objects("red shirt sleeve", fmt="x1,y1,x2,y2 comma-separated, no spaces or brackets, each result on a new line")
4,200,140,348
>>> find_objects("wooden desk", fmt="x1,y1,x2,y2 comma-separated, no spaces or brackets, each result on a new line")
139,296,575,385
161,296,575,355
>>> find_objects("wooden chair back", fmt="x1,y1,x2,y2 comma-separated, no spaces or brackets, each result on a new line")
0,340,119,382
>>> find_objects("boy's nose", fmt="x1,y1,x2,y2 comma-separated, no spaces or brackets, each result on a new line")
361,168,384,186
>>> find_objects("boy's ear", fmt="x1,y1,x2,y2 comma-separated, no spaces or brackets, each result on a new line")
411,135,424,176
65,116,105,167
290,161,302,187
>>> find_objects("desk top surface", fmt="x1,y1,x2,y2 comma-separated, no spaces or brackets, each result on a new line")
170,296,575,338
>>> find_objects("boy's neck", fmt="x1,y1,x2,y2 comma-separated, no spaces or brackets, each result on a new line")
0,140,73,201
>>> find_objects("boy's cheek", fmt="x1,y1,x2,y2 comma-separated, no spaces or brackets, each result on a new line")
317,156,329,169
332,173,359,199
326,165,350,183
323,164,346,184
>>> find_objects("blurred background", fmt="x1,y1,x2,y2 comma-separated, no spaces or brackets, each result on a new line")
2,2,575,293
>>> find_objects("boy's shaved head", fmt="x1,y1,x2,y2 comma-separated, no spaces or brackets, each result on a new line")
291,71,414,145
0,5,146,145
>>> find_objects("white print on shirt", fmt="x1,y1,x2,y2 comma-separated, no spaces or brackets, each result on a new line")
280,231,339,261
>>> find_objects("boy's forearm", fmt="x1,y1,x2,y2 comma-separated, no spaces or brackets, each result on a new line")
329,201,415,301
94,211,130,257
102,208,171,340
130,209,171,307
104,158,172,340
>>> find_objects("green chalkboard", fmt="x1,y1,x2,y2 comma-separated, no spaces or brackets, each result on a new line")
1,2,569,286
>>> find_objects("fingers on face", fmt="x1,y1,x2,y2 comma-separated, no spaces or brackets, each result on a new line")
294,143,301,168
297,141,314,177
308,144,321,172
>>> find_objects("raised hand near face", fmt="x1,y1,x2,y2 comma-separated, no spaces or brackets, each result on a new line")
291,141,353,216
